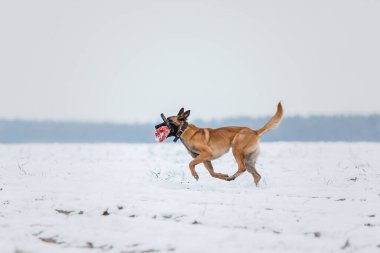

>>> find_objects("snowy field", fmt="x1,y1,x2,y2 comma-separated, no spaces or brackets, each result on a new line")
0,143,379,253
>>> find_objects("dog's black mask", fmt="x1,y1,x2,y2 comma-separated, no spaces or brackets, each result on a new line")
155,113,179,138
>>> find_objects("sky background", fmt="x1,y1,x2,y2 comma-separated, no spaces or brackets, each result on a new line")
0,0,379,123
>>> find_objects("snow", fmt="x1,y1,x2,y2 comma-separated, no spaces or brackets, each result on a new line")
0,142,379,253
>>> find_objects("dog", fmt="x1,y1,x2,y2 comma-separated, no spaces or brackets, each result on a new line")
166,102,283,185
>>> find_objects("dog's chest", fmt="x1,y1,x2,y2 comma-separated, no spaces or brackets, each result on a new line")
180,139,199,158
186,146,200,158
188,150,199,158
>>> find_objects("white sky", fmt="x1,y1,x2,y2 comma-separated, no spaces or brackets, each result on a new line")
0,0,379,123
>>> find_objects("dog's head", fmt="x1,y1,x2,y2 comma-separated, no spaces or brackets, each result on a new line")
166,108,191,137
154,108,191,142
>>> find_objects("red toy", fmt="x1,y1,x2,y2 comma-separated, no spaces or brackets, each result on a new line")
155,125,171,142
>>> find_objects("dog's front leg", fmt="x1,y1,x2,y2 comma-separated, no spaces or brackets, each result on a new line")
189,151,211,181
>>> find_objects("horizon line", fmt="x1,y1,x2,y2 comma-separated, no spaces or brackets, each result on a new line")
1,113,380,125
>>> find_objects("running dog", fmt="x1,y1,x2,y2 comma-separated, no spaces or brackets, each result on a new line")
165,102,283,185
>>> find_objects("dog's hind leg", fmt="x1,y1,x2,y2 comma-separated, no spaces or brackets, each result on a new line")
226,147,246,181
203,161,229,180
245,151,261,186
249,166,261,186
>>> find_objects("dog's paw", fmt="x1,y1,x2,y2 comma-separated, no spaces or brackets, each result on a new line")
193,173,199,181
226,176,235,181
220,174,229,180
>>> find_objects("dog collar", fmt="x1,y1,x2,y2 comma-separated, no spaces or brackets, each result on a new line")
173,121,188,143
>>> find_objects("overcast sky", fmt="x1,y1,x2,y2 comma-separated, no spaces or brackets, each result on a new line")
0,0,379,123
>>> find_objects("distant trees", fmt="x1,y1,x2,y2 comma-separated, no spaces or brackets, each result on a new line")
1,115,379,143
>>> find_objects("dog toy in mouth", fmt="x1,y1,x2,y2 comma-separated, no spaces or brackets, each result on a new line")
155,125,171,142
155,113,174,142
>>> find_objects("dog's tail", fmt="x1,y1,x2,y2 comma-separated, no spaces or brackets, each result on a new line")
256,102,283,137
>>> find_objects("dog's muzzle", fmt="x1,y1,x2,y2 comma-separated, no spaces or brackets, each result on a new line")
154,113,179,142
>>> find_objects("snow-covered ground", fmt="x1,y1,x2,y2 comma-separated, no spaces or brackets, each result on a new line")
0,143,379,253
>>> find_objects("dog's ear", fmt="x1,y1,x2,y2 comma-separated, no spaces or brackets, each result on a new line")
182,110,190,120
178,108,184,116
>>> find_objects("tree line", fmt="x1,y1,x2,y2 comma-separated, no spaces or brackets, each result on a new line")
1,115,379,143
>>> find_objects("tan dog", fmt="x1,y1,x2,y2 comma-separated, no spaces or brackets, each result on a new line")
167,102,283,185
